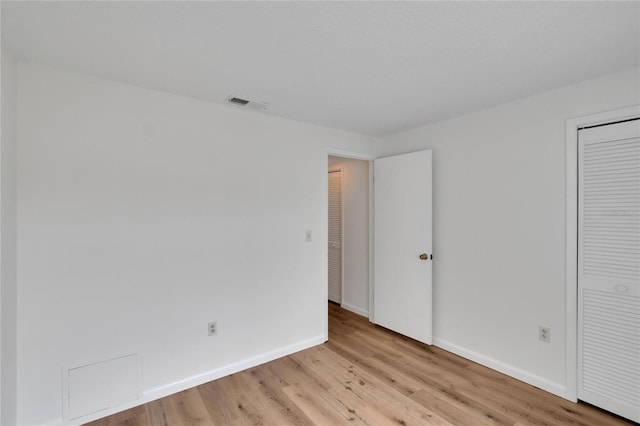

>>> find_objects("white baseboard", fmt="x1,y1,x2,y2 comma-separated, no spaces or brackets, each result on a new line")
340,302,369,317
56,335,325,426
433,337,568,399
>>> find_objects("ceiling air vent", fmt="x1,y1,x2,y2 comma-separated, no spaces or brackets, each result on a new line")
227,97,249,106
226,96,269,111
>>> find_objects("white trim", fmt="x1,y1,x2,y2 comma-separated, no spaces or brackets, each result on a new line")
565,117,578,403
368,161,374,322
434,338,567,399
341,167,345,306
340,302,369,317
327,148,376,161
321,152,330,342
54,336,325,426
564,104,640,403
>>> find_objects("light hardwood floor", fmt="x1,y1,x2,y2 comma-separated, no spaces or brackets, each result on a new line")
86,303,632,425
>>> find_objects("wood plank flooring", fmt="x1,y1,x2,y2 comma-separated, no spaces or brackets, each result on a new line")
85,303,632,425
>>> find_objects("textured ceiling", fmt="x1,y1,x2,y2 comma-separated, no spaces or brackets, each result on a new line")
3,1,639,136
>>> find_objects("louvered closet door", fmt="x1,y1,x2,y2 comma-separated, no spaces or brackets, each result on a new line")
578,118,640,423
328,170,342,303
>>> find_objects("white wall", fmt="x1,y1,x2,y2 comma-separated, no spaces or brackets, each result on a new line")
11,57,639,425
1,45,18,426
16,62,377,425
327,157,369,316
380,67,640,397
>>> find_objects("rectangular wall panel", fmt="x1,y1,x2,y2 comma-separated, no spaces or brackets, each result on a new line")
65,354,140,420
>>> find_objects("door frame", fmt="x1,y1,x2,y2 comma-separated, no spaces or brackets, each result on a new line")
564,104,640,402
324,149,376,341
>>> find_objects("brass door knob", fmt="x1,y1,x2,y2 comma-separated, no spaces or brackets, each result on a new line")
419,253,429,260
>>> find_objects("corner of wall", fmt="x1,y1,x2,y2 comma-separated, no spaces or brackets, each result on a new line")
1,44,19,426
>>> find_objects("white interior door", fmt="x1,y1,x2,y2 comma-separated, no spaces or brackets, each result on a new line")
578,118,640,423
373,150,432,344
328,169,342,303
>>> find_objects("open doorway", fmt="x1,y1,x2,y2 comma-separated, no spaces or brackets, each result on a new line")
327,156,370,318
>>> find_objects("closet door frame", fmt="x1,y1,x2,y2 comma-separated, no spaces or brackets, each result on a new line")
565,104,640,402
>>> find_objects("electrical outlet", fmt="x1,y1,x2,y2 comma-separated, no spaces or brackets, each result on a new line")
208,321,217,336
539,326,550,343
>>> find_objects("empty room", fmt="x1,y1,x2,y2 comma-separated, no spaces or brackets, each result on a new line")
1,1,639,425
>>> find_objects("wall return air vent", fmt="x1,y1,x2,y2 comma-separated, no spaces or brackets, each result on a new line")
226,96,269,111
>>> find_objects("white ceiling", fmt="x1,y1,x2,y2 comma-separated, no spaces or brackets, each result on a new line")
3,1,639,137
